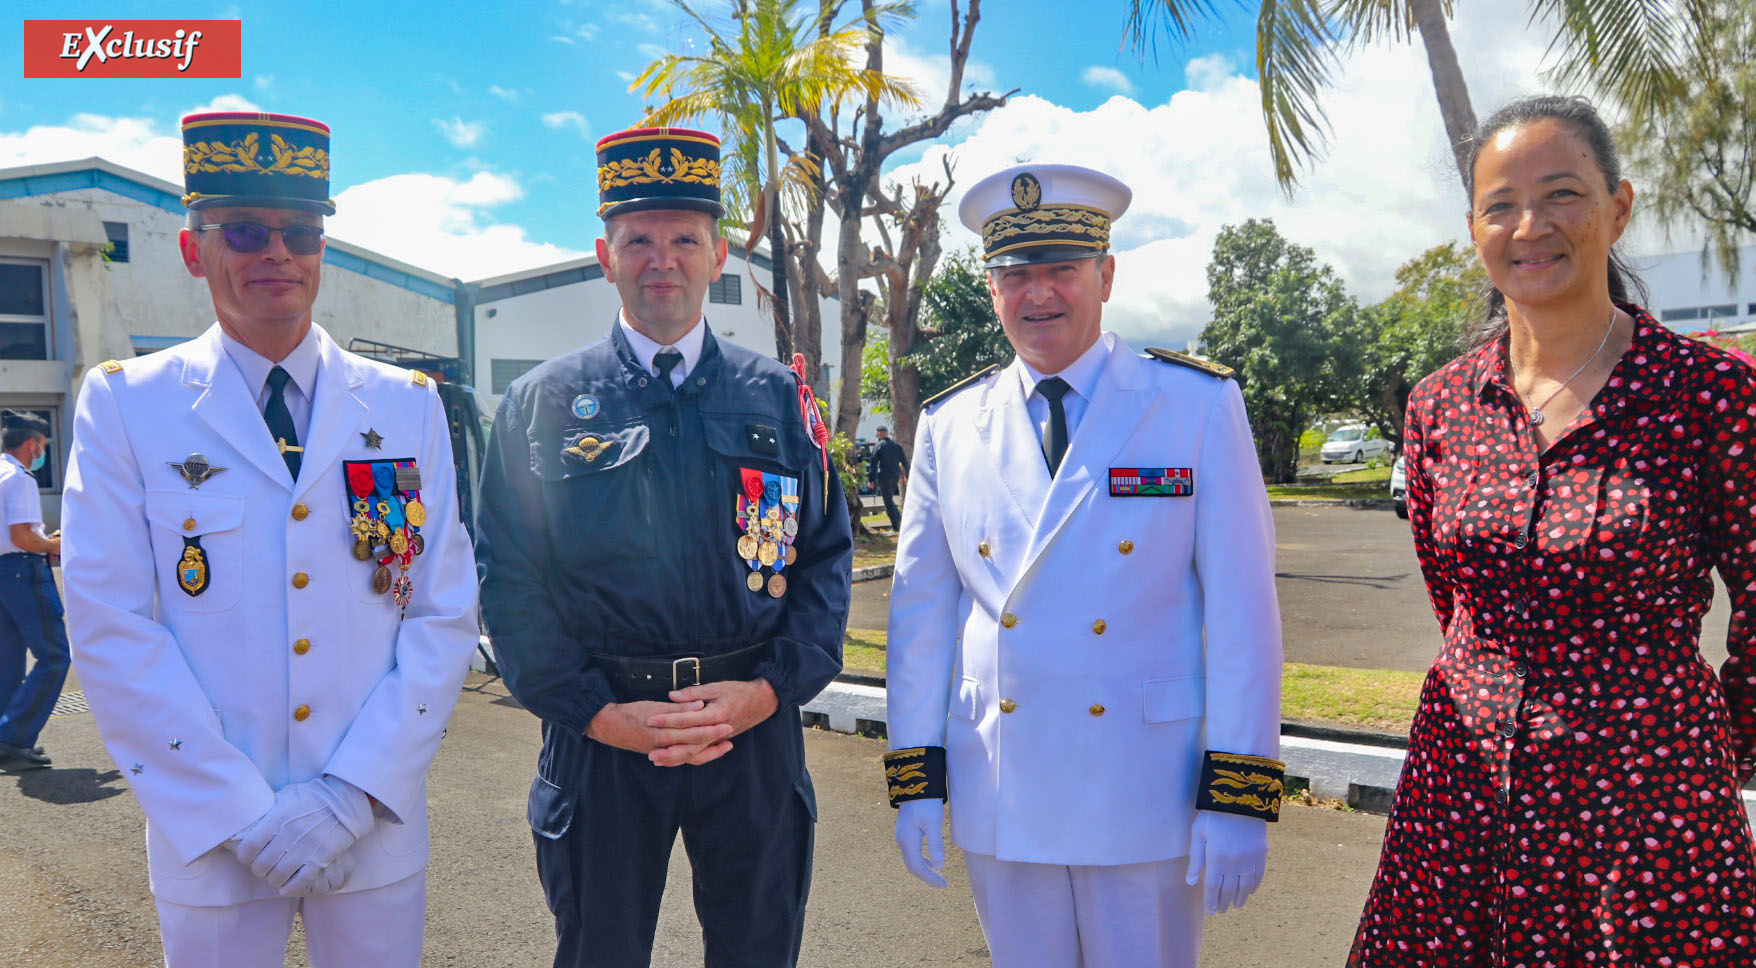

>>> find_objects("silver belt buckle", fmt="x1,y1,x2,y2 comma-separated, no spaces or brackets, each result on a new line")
672,656,702,691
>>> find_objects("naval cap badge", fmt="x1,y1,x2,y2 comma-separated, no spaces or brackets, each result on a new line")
1010,172,1042,211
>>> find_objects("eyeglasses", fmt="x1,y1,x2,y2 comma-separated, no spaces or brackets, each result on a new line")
196,222,325,256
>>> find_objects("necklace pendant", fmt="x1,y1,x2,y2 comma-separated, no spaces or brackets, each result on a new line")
1529,409,1545,427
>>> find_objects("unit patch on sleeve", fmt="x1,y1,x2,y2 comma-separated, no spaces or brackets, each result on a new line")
1109,467,1193,497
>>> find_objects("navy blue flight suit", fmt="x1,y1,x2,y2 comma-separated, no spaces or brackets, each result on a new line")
475,323,853,968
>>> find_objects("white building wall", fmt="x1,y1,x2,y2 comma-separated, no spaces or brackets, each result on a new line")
1637,245,1756,332
472,252,844,417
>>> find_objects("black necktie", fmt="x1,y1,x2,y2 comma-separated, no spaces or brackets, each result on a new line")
653,349,683,391
1036,376,1071,476
265,365,301,479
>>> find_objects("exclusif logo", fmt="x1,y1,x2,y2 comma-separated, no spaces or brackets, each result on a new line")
22,21,241,78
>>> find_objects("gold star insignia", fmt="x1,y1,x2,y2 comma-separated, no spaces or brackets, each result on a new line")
361,427,384,449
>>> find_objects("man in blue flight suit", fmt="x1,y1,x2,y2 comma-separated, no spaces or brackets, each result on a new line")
475,125,853,968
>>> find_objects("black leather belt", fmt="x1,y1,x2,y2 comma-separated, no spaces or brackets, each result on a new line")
589,642,770,700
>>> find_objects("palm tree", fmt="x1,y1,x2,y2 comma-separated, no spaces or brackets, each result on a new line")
1125,0,1709,195
634,0,919,360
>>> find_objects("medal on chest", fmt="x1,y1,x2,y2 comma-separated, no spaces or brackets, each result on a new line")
735,467,800,598
343,457,427,607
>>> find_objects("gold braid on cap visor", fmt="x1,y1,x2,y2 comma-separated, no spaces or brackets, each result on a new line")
981,204,1112,260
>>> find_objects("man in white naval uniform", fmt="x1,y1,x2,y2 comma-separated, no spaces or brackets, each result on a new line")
60,111,479,968
883,164,1285,968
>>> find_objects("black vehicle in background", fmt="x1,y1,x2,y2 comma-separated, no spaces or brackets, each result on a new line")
851,438,877,497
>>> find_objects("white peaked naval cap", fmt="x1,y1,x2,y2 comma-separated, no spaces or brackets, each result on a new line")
957,163,1132,267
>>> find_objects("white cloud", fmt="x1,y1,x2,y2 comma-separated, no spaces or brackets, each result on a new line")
254,74,275,92
880,34,1000,121
541,111,590,137
488,85,519,101
882,0,1610,349
433,116,486,148
328,172,587,279
1081,66,1134,95
550,35,576,46
0,102,582,282
608,10,659,32
0,94,258,185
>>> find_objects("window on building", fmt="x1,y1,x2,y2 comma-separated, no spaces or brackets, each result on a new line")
103,221,130,263
1661,305,1741,323
492,358,543,394
709,275,742,305
11,407,59,491
0,259,50,360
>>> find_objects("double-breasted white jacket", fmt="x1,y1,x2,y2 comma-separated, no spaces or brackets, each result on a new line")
62,324,480,905
887,333,1283,866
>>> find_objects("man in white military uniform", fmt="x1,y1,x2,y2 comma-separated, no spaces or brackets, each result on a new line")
61,111,479,968
883,164,1285,967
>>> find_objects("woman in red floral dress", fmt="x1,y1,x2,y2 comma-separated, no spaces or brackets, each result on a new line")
1349,95,1756,966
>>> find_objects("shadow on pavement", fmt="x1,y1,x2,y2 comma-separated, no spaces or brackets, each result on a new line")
12,765,128,805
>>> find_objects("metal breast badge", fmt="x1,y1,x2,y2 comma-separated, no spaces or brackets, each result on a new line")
168,453,225,489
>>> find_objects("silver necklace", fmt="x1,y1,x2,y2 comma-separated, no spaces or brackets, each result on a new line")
1519,308,1617,427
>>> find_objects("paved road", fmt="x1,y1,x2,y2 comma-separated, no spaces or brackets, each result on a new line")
849,505,1734,673
2,672,1387,967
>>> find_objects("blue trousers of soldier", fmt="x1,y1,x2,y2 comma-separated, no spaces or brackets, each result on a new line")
0,553,71,749
528,708,816,968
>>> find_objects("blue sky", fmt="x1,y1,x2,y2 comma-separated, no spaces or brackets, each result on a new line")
4,0,1258,252
3,0,1602,344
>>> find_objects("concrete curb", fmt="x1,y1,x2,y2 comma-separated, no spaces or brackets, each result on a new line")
803,679,1756,823
1268,498,1392,508
852,564,894,583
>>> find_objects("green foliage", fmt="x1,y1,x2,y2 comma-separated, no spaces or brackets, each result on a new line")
1343,242,1482,448
908,250,1012,400
1200,219,1356,484
861,331,891,414
1619,0,1756,281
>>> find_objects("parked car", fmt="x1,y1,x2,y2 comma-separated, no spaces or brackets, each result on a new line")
1389,456,1408,519
1320,424,1392,464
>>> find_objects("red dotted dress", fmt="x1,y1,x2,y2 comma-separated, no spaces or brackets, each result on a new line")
1349,309,1756,966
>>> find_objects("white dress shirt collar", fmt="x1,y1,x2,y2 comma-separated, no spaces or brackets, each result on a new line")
619,314,705,387
220,325,321,403
1014,330,1112,404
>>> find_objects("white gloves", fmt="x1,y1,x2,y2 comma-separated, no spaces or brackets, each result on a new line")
233,775,375,896
1185,811,1268,915
893,799,948,888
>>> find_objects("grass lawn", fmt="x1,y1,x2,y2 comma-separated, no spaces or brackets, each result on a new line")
1265,482,1389,502
1330,465,1393,485
852,532,896,570
837,629,1424,733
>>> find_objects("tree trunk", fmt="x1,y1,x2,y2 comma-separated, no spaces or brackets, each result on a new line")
1409,0,1478,198
763,117,793,362
888,203,945,455
833,218,871,435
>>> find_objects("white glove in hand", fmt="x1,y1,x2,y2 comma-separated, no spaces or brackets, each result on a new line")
1185,811,1268,915
893,799,948,888
234,776,374,895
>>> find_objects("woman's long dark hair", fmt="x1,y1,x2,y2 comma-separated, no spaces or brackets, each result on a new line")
1459,95,1649,351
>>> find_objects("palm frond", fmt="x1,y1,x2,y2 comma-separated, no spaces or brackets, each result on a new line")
1535,0,1701,116
1123,0,1239,53
1257,0,1340,191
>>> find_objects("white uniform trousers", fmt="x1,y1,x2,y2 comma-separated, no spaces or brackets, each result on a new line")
965,853,1202,968
154,870,426,968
